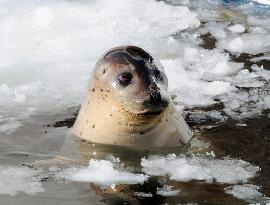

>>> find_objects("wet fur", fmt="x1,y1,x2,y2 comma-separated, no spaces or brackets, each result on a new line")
73,46,192,147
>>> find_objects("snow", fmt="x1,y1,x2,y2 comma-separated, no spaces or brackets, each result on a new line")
0,166,44,196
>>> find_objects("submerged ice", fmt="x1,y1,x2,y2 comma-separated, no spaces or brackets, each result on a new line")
57,154,259,187
0,166,44,196
225,184,270,204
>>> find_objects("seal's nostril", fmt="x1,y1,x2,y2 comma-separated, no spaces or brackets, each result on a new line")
149,92,162,104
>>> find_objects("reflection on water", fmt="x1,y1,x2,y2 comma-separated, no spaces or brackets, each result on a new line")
79,139,189,167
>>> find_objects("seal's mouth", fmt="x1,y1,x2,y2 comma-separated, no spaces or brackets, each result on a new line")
121,94,169,117
121,106,164,117
133,100,168,116
137,110,163,116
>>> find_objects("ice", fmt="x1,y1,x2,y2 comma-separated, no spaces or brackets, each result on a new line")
214,64,270,119
204,21,227,39
226,69,264,88
134,192,153,197
218,33,270,55
228,24,245,33
57,157,149,187
225,184,270,204
162,47,239,108
251,54,270,61
251,0,270,5
0,118,22,134
251,65,270,81
0,0,201,125
264,95,270,108
247,16,270,31
187,110,227,124
157,185,181,196
0,0,269,124
0,166,44,196
227,37,244,53
141,154,260,184
57,154,260,192
0,111,34,134
208,110,228,122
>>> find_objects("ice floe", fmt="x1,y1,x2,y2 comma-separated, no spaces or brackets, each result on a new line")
57,157,148,187
57,153,260,187
141,154,260,184
228,24,246,33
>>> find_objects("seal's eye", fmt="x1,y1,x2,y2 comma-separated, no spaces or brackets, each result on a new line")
118,72,133,86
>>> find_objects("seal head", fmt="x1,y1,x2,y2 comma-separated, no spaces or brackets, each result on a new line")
97,46,169,116
73,46,192,147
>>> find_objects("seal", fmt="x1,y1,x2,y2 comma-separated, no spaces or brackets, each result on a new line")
73,46,192,147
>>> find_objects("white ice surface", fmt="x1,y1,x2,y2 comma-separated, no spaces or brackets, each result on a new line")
141,154,260,184
57,157,148,187
218,33,270,54
0,166,44,196
228,24,245,33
